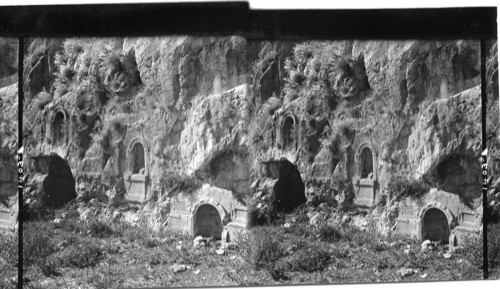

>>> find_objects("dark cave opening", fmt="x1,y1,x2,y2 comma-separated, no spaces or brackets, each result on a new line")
268,159,306,213
193,204,223,239
42,154,76,208
422,208,450,243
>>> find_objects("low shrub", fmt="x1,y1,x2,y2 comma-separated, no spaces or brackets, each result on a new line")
340,223,382,248
23,222,56,266
110,221,162,246
388,177,429,201
284,222,315,239
22,189,52,222
461,234,483,270
58,218,87,234
0,233,18,266
247,198,275,227
275,244,331,274
38,255,61,277
306,182,338,208
87,219,114,238
316,223,343,243
488,223,500,268
142,237,161,248
246,225,334,280
159,172,202,195
247,227,287,270
65,242,103,268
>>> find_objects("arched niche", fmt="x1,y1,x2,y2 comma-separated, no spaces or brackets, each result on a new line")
192,204,223,239
189,198,229,239
51,110,68,146
417,203,455,243
132,142,145,174
356,143,377,180
127,137,148,176
421,208,450,243
282,114,298,151
353,143,378,206
360,147,373,178
125,137,149,202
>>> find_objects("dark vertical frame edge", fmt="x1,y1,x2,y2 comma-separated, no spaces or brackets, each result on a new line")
481,38,489,280
17,35,23,289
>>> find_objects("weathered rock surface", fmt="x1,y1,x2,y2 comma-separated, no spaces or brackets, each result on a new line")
1,39,18,233
0,83,18,202
0,38,18,88
180,84,252,198
408,86,482,201
22,37,495,241
486,41,500,223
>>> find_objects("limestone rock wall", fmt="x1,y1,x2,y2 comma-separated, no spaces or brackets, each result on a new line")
408,87,482,203
486,41,500,223
1,38,18,231
0,83,17,200
22,37,493,240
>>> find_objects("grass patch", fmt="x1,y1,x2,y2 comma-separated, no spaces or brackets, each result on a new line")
245,224,335,280
489,223,500,269
0,233,18,288
87,219,114,238
23,222,56,266
64,242,104,268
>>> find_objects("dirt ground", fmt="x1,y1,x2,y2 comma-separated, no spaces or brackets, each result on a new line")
21,205,486,289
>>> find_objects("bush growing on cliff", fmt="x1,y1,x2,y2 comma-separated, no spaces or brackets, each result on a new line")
98,113,127,153
35,90,53,110
159,172,202,195
388,177,429,201
263,96,282,115
248,107,274,153
248,197,276,227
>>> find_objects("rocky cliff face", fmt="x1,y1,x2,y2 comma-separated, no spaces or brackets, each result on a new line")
0,38,18,204
0,83,17,202
0,38,18,232
23,37,494,240
486,42,500,223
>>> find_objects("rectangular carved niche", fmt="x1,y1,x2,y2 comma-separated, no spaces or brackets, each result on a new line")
232,208,248,226
460,211,477,227
127,174,147,202
354,178,377,206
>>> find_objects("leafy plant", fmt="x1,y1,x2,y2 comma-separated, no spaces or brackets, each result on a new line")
87,219,114,238
388,177,430,201
23,222,56,266
159,172,202,194
65,242,103,268
488,223,500,268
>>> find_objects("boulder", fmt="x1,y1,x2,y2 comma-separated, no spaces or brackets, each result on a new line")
398,268,415,277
